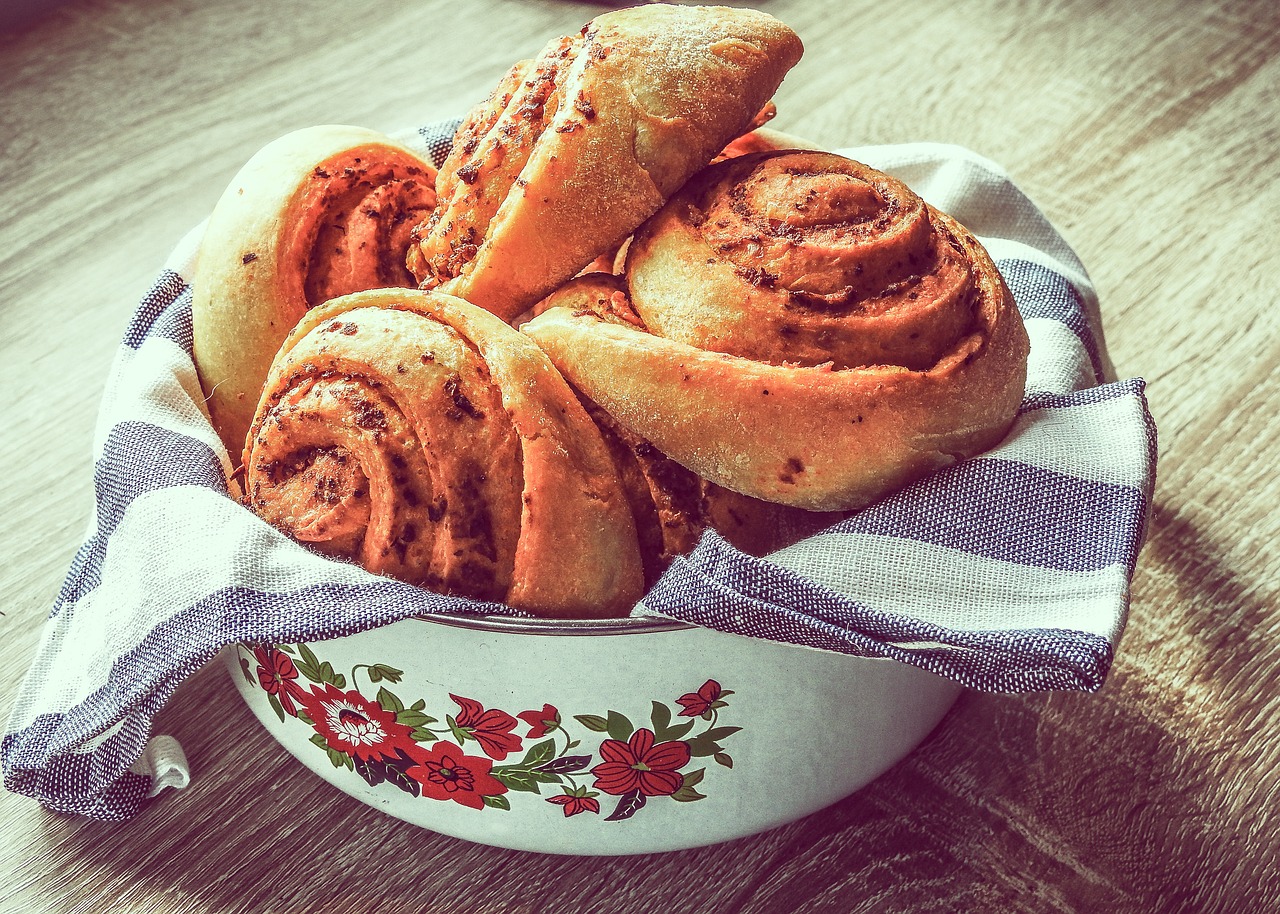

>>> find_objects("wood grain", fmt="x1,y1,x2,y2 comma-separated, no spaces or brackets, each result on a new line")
3,0,1279,911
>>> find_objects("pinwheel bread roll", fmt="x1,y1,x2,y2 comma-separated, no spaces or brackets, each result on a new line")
524,150,1031,512
581,368,801,581
406,3,803,322
242,288,643,618
194,126,437,454
535,273,845,574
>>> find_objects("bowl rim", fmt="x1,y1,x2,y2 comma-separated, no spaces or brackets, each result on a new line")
419,612,694,636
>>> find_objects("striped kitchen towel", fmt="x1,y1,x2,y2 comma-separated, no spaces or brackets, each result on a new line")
1,121,1156,821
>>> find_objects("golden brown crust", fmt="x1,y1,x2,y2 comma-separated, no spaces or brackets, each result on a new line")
578,368,836,579
537,274,852,552
575,394,705,585
628,151,981,371
192,125,437,456
523,151,1030,511
407,4,803,322
243,288,644,618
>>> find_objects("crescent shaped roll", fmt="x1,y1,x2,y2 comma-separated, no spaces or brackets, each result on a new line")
523,150,1031,512
580,387,799,582
193,125,438,455
406,4,803,322
526,271,849,564
242,288,643,618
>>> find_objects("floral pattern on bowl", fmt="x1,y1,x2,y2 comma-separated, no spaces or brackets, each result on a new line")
235,642,739,822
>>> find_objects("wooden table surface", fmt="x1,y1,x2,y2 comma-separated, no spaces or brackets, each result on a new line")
3,1,1278,911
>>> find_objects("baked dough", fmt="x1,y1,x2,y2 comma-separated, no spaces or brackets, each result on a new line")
193,125,437,455
242,288,644,618
406,4,803,322
523,150,1031,511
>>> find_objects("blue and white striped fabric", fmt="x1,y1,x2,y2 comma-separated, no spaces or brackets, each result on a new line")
2,123,1156,821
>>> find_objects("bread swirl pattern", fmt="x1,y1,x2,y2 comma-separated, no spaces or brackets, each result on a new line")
193,126,437,454
582,391,792,582
242,288,643,618
406,4,803,322
524,150,1031,511
527,272,823,571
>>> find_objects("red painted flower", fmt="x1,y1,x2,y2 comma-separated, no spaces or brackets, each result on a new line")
517,704,560,739
675,679,722,718
591,728,691,797
547,790,600,817
253,645,306,716
301,682,415,762
450,694,522,760
406,740,507,810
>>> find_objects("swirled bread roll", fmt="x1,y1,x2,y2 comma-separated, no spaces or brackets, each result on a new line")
523,150,1031,511
242,288,643,618
406,4,803,322
580,382,800,582
532,273,848,567
193,126,437,454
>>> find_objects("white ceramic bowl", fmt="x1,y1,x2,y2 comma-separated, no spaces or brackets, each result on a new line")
225,614,960,855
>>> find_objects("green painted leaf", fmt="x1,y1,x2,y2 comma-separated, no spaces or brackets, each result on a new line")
372,664,404,684
238,655,254,684
313,662,346,690
377,687,405,714
310,733,329,750
267,692,285,724
447,716,470,745
702,726,742,742
409,727,438,743
714,752,734,769
536,755,592,775
296,711,314,726
682,767,705,788
490,765,557,794
482,794,511,810
686,734,722,757
277,645,296,655
520,739,556,768
663,719,696,741
574,714,609,732
410,698,427,712
605,710,634,741
296,643,323,682
396,709,436,728
650,700,672,735
327,747,350,769
671,785,706,803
